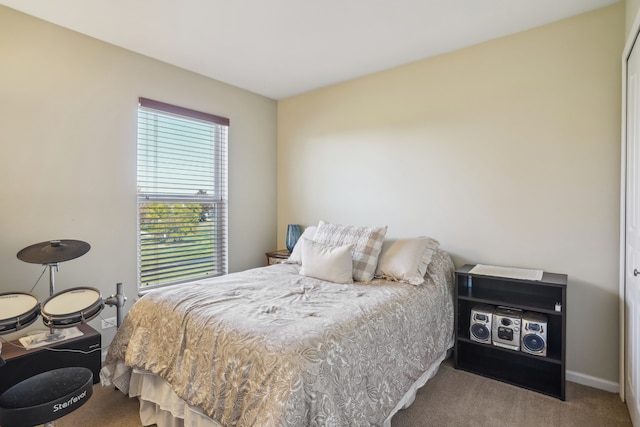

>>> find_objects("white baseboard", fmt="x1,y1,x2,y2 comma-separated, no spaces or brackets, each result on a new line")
567,369,620,394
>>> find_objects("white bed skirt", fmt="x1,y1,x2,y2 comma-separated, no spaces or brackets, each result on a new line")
126,349,450,427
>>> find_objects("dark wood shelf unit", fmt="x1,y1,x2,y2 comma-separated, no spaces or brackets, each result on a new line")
454,264,567,400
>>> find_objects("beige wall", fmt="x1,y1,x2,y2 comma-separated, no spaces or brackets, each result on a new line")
0,7,277,345
278,4,624,386
0,2,625,387
628,0,640,36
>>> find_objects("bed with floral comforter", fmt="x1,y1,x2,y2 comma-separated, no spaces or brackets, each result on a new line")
101,248,454,426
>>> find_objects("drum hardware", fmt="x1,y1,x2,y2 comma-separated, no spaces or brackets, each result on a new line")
23,329,69,347
17,240,91,264
0,283,125,345
17,240,91,296
104,282,127,328
0,292,41,334
8,240,126,347
19,283,127,348
0,292,42,364
47,263,59,297
41,287,104,329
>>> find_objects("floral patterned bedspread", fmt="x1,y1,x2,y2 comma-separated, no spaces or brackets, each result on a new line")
102,249,454,426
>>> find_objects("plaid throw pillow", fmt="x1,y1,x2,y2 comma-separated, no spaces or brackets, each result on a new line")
313,221,387,282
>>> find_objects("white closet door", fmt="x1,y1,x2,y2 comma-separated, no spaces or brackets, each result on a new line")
625,33,640,427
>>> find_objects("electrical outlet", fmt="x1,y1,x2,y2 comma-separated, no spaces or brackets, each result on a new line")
101,317,117,329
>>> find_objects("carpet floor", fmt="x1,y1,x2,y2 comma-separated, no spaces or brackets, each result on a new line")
54,358,631,427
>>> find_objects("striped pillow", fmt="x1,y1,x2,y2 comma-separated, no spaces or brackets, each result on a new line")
313,221,387,282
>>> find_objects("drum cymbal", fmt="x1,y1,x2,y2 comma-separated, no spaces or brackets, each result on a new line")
17,240,91,264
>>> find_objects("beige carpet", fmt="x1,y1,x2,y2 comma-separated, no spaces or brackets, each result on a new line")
55,358,631,427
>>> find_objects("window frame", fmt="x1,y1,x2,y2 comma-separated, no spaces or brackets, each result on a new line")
136,97,229,291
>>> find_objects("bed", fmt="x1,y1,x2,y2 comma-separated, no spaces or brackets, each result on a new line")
101,225,455,427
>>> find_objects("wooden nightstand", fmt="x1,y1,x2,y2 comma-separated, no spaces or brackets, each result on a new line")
265,249,290,265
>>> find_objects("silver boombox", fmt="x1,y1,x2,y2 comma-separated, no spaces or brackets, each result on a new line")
492,307,522,351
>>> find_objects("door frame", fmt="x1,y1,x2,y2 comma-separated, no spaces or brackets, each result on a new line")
620,7,640,401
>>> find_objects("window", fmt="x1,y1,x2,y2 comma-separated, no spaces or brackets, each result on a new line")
137,98,228,290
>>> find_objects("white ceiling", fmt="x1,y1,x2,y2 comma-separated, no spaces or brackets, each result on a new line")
0,0,620,100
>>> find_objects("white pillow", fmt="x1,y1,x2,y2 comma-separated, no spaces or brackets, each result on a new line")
313,221,387,282
287,226,317,264
375,237,440,285
299,238,354,284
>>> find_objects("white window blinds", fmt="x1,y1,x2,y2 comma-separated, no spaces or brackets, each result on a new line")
137,98,229,289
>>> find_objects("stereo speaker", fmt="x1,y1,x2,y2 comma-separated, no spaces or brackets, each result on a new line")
469,304,494,344
521,312,548,356
492,307,522,351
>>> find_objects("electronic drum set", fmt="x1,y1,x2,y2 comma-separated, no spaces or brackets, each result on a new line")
0,240,126,346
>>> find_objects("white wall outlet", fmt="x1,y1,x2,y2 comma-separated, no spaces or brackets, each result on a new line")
101,317,117,329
